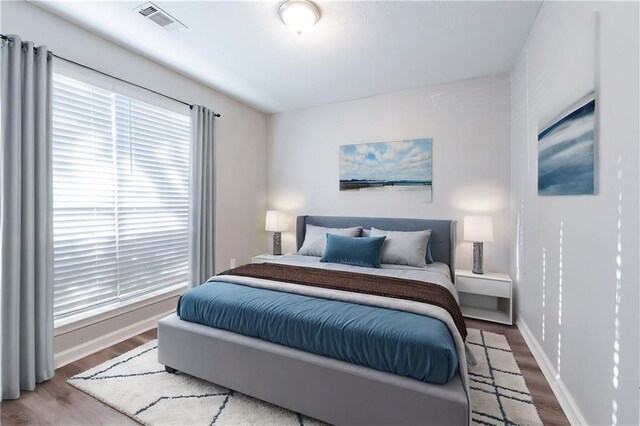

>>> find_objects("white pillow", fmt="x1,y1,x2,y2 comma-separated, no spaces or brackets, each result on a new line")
298,224,362,257
369,228,431,268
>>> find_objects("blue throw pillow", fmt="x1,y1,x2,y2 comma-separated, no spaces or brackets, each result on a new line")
320,234,386,268
426,236,434,264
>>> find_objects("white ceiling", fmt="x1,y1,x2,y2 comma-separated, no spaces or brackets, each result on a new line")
34,1,541,113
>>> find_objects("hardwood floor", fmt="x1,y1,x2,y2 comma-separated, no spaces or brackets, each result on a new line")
1,321,569,426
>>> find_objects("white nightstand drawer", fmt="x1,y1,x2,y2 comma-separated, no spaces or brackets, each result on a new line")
456,274,510,298
455,269,512,325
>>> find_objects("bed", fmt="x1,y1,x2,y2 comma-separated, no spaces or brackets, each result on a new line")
157,215,469,425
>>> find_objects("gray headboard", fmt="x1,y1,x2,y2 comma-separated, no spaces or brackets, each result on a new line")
296,215,456,274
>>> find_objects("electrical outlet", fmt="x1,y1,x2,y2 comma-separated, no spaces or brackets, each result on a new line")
230,258,236,269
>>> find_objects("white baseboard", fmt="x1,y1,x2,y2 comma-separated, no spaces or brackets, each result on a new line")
54,310,172,369
517,319,588,425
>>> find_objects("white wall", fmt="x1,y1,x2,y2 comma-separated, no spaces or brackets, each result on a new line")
268,75,511,272
2,1,268,356
510,2,639,425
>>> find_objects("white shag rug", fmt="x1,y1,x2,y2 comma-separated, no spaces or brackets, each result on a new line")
68,329,542,425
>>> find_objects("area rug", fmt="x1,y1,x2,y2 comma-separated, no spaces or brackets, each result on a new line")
68,329,542,425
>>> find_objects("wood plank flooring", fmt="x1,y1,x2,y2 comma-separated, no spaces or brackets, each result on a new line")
1,321,569,425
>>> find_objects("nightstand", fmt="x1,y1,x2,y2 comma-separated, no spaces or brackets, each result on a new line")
455,269,512,325
251,253,289,264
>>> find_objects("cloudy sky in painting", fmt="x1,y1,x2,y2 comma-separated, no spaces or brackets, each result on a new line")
339,139,432,181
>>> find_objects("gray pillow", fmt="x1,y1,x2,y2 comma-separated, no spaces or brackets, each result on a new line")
369,227,431,268
298,224,362,257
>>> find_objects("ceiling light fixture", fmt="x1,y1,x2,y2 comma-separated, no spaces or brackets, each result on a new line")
278,0,320,36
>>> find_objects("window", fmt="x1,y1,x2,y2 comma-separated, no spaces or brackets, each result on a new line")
52,72,190,320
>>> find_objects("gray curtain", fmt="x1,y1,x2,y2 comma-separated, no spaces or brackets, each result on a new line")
0,35,54,400
188,106,216,287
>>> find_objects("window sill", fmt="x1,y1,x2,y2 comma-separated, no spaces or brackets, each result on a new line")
54,283,187,336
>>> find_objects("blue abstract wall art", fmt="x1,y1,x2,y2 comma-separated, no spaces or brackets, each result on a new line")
339,138,432,201
538,94,596,196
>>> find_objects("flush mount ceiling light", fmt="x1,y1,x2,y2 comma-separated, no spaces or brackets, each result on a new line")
278,0,320,36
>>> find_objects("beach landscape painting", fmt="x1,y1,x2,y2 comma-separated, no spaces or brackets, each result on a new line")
538,93,596,196
339,138,432,201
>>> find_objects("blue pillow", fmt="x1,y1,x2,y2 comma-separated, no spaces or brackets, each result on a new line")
320,234,386,268
426,237,434,264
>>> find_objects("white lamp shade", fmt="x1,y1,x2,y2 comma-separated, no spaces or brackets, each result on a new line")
464,215,494,242
265,211,289,232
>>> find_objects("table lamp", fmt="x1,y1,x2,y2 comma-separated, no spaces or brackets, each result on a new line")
464,215,494,274
265,211,289,255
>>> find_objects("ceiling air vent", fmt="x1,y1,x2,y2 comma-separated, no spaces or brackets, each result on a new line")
133,2,187,32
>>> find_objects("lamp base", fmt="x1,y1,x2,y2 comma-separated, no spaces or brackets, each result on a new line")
272,232,282,256
472,242,484,274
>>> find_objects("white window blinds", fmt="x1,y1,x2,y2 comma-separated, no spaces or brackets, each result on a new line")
52,73,190,319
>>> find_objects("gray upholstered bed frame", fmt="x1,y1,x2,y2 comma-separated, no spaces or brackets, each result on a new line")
158,216,466,425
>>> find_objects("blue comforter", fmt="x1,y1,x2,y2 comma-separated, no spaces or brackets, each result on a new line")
177,281,458,384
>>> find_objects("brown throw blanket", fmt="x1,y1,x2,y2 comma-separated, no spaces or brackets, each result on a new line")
218,263,467,340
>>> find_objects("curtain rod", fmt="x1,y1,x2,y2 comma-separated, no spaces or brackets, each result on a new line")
0,34,221,118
